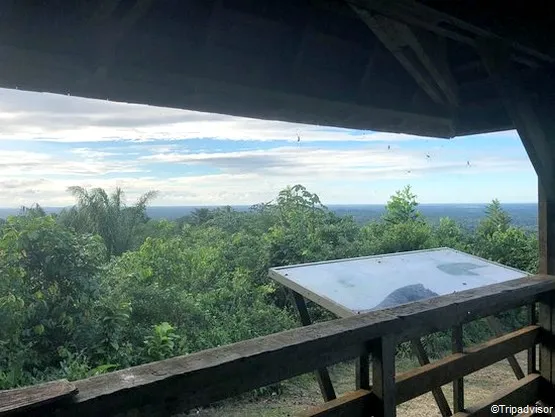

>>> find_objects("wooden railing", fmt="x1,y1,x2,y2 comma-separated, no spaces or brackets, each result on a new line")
3,275,555,417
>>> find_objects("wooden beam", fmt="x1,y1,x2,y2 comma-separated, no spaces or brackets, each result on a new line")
0,44,455,138
479,41,555,201
292,292,337,402
0,380,77,417
453,373,542,417
350,6,458,106
345,0,555,65
14,276,555,417
296,390,376,417
396,326,540,404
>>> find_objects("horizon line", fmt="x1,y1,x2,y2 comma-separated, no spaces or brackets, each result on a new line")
0,201,539,209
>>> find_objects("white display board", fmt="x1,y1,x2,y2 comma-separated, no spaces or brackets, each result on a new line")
268,248,529,317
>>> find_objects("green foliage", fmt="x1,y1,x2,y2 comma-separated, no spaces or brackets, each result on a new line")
0,184,540,390
0,215,106,386
58,187,158,257
143,322,186,362
383,185,422,225
477,199,512,238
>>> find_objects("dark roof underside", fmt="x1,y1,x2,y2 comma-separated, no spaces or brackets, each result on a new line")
0,0,553,137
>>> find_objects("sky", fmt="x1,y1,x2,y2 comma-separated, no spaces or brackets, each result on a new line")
0,87,537,207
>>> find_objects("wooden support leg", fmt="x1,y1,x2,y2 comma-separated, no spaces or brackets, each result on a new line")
410,339,452,417
452,325,464,413
486,316,525,379
291,291,337,402
373,336,397,417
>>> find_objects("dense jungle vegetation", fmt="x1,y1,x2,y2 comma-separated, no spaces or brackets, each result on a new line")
0,184,539,390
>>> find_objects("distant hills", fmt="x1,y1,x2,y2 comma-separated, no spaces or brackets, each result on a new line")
0,203,538,232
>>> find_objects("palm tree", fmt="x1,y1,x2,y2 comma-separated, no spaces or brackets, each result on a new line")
59,187,158,257
189,207,213,225
19,203,47,218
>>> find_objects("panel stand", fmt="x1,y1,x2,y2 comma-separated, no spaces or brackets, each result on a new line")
410,339,452,417
486,316,525,379
291,291,337,402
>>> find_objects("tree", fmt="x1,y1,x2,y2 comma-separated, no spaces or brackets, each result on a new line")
476,199,511,238
383,185,422,224
0,215,106,385
19,204,47,218
188,208,215,226
58,187,158,257
433,217,469,250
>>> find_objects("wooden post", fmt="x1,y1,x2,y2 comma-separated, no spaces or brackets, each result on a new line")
291,291,337,401
479,40,555,402
356,351,370,390
538,182,555,395
528,303,537,374
410,339,452,416
372,336,396,417
452,325,464,413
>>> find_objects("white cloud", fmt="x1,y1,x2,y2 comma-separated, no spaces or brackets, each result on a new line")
0,150,144,177
0,88,443,143
0,143,533,206
138,145,530,179
0,88,534,206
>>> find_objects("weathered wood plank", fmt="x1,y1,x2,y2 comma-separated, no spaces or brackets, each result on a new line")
0,380,77,416
452,373,541,417
292,291,337,402
410,339,451,416
373,336,396,417
295,389,376,417
396,326,540,404
452,324,464,413
26,276,555,417
390,276,553,343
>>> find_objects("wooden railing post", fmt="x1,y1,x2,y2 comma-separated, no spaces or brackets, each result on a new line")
538,182,555,399
372,336,396,417
452,324,464,413
356,345,370,390
479,38,555,401
528,303,537,374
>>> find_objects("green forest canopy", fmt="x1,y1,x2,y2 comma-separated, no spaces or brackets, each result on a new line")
0,184,538,390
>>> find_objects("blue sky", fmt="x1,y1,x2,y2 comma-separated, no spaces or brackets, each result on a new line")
0,87,536,207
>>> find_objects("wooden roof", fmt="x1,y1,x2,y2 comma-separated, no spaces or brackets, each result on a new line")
0,0,553,138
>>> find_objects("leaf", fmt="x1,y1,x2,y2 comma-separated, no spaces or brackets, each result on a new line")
33,324,45,335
